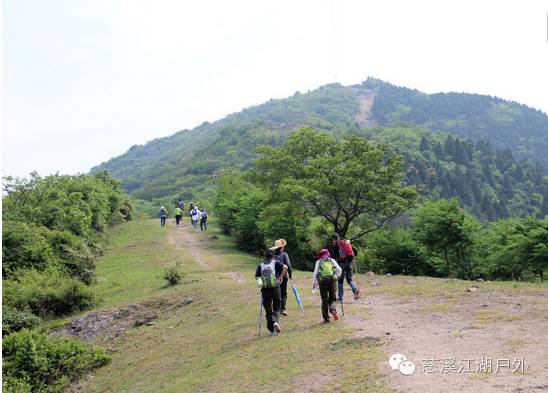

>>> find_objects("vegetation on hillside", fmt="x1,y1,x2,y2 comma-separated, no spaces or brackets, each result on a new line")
216,129,548,282
92,79,547,222
2,172,131,392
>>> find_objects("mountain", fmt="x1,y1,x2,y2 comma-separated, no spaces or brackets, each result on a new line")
91,78,548,219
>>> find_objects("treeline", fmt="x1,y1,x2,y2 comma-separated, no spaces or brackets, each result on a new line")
366,199,548,281
215,129,547,282
2,172,131,392
362,127,548,220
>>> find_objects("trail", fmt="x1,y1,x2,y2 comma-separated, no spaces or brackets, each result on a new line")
171,223,548,393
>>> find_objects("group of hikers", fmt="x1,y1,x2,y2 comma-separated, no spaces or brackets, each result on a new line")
159,200,208,231
255,234,360,336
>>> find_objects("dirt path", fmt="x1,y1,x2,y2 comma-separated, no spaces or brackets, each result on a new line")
170,222,548,392
348,276,548,393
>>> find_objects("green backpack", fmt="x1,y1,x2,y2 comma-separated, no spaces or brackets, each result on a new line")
260,261,277,288
318,258,335,280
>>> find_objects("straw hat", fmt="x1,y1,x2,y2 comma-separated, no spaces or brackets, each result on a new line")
268,239,285,251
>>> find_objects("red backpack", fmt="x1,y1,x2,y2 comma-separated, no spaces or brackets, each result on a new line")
339,239,354,258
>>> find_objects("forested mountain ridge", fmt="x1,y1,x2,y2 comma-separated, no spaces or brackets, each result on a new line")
91,78,548,219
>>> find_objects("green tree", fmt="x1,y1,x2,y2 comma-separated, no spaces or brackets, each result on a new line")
412,198,479,277
252,129,417,240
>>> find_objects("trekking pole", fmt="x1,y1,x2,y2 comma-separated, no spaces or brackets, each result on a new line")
258,297,263,338
340,299,345,317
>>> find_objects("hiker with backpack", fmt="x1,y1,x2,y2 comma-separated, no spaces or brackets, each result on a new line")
255,250,288,336
190,206,200,229
173,206,183,227
269,239,292,316
177,199,184,209
188,202,195,224
159,206,168,228
312,248,342,323
331,235,360,301
200,208,208,231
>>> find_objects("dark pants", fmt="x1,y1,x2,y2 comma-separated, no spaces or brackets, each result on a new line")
338,257,358,300
160,217,166,227
319,277,337,321
200,217,207,231
280,276,288,311
261,286,281,332
175,215,182,226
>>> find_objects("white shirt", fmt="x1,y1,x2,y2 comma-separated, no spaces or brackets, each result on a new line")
312,257,343,286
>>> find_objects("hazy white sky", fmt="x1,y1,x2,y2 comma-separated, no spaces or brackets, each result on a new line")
2,0,548,177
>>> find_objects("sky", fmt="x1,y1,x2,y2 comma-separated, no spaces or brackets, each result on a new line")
2,0,548,178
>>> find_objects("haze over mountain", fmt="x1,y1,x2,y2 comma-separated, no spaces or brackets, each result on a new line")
92,78,548,220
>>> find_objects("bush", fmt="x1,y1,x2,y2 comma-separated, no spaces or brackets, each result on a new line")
3,269,96,318
163,263,183,286
2,221,57,278
2,307,41,337
2,329,110,393
2,376,32,393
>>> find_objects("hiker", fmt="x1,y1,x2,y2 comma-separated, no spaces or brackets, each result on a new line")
332,235,360,301
159,206,168,228
173,205,183,227
177,199,184,209
312,248,342,323
190,205,200,229
188,202,196,225
256,250,288,335
200,208,208,231
270,239,292,316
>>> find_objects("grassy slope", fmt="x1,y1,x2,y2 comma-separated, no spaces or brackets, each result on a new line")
73,220,389,393
71,219,547,392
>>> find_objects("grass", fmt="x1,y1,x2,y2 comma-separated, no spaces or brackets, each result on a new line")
71,220,391,393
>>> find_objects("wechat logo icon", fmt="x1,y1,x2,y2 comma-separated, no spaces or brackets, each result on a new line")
389,353,416,375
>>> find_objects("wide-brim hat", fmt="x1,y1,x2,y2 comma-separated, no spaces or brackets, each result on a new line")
268,239,285,251
319,248,330,258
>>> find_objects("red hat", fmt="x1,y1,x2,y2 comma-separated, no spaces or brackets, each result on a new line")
319,248,330,258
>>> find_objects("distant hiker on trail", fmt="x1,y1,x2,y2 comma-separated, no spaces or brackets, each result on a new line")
188,202,196,225
177,199,184,209
190,205,200,229
200,208,208,231
159,206,168,228
270,239,292,316
173,206,183,227
313,248,342,323
256,250,288,336
332,234,360,301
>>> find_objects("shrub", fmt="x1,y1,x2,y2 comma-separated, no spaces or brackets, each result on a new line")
3,269,96,318
163,263,183,286
2,307,41,337
2,329,110,393
2,221,57,278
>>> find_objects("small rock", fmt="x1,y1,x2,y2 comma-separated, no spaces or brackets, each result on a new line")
183,298,193,305
366,271,375,276
146,321,155,326
386,273,392,276
475,278,484,282
385,332,391,335
467,287,478,292
209,235,219,240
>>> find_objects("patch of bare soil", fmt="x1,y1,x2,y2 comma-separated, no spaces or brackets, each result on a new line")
346,277,548,393
58,296,193,341
354,91,376,128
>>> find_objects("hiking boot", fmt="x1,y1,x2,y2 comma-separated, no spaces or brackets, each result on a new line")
281,309,288,316
273,322,281,333
354,289,360,300
330,310,339,321
323,318,330,323
267,331,278,336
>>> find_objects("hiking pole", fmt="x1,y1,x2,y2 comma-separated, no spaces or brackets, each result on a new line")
258,297,263,338
340,299,345,317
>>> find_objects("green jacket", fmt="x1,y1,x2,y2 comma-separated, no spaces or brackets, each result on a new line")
173,207,183,216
